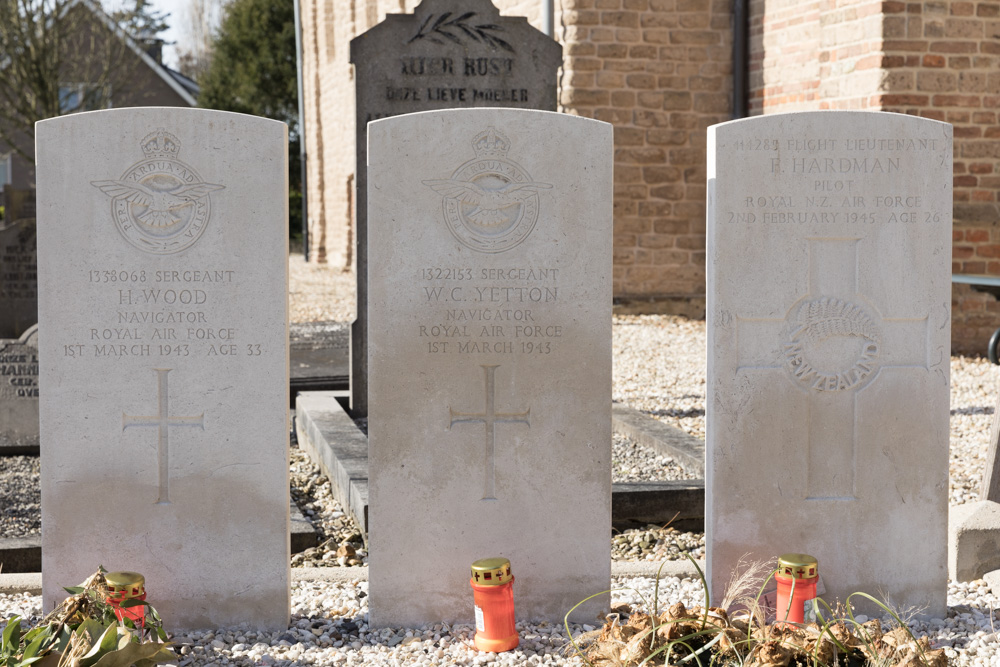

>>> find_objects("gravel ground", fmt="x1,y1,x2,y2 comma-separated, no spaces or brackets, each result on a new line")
6,254,1000,664
1,578,997,666
0,456,39,538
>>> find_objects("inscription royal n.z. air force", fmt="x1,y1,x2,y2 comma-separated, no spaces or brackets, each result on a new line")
60,268,265,359
724,137,946,226
419,267,562,355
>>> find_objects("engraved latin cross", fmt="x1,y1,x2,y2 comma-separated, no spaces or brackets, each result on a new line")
449,364,531,500
122,368,205,504
736,237,928,499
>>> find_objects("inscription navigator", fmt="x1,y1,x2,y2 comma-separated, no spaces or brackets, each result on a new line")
350,0,561,415
707,111,952,617
123,368,206,505
368,109,612,628
449,364,530,500
424,128,551,253
736,238,928,499
92,129,225,254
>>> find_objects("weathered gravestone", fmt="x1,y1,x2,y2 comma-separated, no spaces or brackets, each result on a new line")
0,216,38,339
0,324,39,454
37,108,290,630
368,108,612,627
350,0,562,416
707,111,952,616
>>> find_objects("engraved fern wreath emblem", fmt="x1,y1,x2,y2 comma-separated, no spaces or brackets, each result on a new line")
782,297,883,392
408,12,513,52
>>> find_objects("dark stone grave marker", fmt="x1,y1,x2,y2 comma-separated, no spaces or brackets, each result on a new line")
0,325,39,454
349,0,561,416
0,215,38,339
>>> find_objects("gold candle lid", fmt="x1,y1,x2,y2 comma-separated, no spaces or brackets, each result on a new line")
778,554,818,579
105,571,146,598
471,557,513,586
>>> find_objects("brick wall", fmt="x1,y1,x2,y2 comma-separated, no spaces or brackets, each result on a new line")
558,0,731,312
300,0,355,265
874,1,1000,353
300,0,733,314
301,0,1000,352
749,0,1000,354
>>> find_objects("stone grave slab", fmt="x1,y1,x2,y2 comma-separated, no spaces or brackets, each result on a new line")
367,109,612,627
0,217,38,339
289,320,349,395
294,390,705,539
707,111,952,616
349,0,562,416
0,325,39,454
36,109,290,631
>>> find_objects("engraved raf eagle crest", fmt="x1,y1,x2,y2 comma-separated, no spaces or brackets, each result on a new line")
92,128,224,254
423,127,550,253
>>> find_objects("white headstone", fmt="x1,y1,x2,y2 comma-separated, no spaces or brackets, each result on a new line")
368,108,613,627
37,108,290,631
707,111,952,616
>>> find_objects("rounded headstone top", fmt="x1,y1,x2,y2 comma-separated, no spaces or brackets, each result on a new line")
18,324,38,348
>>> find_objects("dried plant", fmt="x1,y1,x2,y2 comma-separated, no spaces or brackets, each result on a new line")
565,551,950,667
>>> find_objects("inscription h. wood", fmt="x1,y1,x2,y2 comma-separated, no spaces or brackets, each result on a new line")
122,368,205,504
449,364,530,500
735,237,928,499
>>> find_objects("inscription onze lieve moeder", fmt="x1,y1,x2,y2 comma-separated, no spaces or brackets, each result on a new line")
91,128,225,255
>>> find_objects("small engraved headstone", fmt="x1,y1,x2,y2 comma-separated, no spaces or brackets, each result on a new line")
367,108,612,627
0,217,38,339
36,108,290,631
0,324,39,454
349,0,562,416
707,111,952,616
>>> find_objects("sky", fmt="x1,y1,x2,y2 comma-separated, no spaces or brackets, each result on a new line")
151,0,191,70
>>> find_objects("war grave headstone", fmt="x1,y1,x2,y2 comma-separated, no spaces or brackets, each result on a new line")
0,213,38,339
349,0,562,416
368,108,612,627
0,324,39,454
36,108,290,631
707,111,952,616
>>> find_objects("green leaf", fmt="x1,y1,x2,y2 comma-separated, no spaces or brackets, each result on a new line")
89,642,175,667
75,619,109,644
51,626,72,654
2,617,21,649
78,625,119,667
62,586,85,595
21,630,51,660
